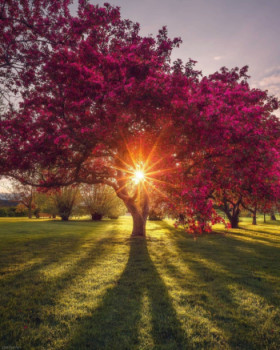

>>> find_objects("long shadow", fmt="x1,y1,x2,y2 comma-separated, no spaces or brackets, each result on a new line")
173,227,280,300
0,222,121,348
67,238,187,350
0,221,113,283
260,220,280,226
155,221,280,349
239,227,280,242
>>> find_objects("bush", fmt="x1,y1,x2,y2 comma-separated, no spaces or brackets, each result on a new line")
33,208,40,218
0,207,27,217
0,208,7,217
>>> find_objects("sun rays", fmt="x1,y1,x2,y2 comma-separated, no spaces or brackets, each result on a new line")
109,129,179,201
133,170,145,184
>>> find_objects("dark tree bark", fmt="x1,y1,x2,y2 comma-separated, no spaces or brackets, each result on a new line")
241,201,258,226
264,213,266,223
91,213,103,221
222,197,241,228
61,215,69,221
229,213,240,228
252,210,257,225
28,206,32,219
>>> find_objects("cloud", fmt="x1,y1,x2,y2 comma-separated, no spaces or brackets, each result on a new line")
254,67,280,99
0,178,12,193
213,56,223,61
259,75,280,88
264,65,280,75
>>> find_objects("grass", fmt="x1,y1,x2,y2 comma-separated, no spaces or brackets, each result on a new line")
0,216,279,349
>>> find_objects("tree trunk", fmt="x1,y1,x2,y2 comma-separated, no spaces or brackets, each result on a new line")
28,206,32,219
229,214,239,228
91,213,103,221
264,213,266,223
131,211,147,237
61,215,69,221
113,161,149,237
252,211,257,225
270,212,276,221
222,198,241,229
126,190,149,237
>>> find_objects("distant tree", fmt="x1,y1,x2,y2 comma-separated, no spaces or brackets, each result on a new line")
240,167,280,225
15,203,28,216
80,184,126,220
52,187,79,221
34,192,58,218
11,182,35,218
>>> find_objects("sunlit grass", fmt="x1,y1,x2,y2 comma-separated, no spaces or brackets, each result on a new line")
0,216,279,349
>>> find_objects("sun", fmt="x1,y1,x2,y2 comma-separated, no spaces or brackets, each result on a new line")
111,128,177,193
134,169,145,184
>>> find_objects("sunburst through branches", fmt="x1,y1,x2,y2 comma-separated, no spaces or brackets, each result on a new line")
133,169,145,184
111,130,179,204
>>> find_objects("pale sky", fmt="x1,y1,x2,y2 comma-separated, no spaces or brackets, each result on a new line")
1,0,280,192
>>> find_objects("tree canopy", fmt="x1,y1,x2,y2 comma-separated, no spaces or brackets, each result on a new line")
0,0,279,236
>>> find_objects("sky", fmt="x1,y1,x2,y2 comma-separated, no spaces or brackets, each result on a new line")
1,0,280,192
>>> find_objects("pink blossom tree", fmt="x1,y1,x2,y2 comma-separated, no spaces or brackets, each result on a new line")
0,1,279,236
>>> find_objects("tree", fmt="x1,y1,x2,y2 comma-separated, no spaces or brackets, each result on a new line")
52,187,79,221
34,192,58,218
15,203,27,215
0,1,184,236
80,184,126,220
0,1,279,236
11,181,35,218
176,67,280,230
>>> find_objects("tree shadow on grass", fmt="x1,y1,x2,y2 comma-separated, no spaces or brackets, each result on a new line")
0,223,122,348
172,227,280,301
237,227,280,242
154,221,280,349
260,220,280,226
66,238,187,350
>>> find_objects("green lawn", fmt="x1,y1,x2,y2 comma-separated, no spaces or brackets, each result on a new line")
0,217,279,349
